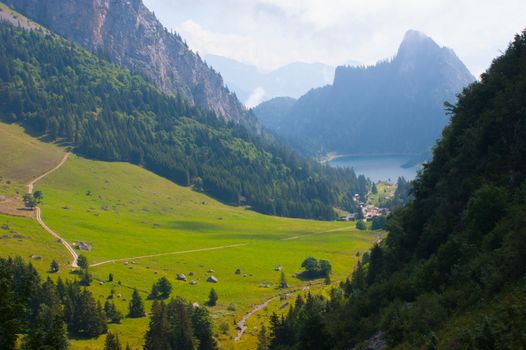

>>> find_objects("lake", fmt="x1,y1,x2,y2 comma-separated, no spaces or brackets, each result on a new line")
329,154,419,182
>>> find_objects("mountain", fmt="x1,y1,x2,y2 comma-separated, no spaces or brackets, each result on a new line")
205,54,347,106
266,30,526,349
255,30,475,156
0,14,370,220
252,97,296,132
3,0,251,126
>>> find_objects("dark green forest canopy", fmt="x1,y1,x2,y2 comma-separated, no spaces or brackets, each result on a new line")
0,23,368,220
266,31,526,349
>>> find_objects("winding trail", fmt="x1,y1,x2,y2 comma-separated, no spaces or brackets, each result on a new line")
90,243,249,267
27,153,78,267
235,295,280,341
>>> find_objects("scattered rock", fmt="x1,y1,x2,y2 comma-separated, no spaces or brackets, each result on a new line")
190,280,197,285
207,269,215,273
1,224,8,230
243,274,247,277
275,265,283,271
235,268,241,275
77,242,92,251
31,255,42,260
101,205,109,211
176,273,187,281
0,234,10,239
259,283,271,288
207,276,218,283
189,271,194,276
12,233,24,239
192,302,200,308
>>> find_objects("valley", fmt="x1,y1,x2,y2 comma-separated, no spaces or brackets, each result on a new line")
0,122,379,349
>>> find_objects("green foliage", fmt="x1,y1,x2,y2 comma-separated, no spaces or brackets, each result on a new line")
149,277,172,300
49,259,59,273
104,332,122,350
104,300,123,324
0,22,367,220
23,193,37,208
128,289,145,318
355,220,367,230
77,255,89,270
300,257,332,279
144,298,213,350
265,30,526,349
207,288,218,307
371,215,386,230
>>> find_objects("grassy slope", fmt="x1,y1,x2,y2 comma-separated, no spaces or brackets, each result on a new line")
0,121,379,349
38,156,377,349
0,123,64,196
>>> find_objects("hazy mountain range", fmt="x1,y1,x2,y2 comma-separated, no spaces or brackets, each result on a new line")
206,55,360,107
254,30,476,157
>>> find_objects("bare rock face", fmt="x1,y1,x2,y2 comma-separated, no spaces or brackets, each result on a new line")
5,0,251,126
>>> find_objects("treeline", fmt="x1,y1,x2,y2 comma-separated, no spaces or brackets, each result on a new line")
0,256,218,350
261,31,526,349
0,23,367,220
0,256,103,349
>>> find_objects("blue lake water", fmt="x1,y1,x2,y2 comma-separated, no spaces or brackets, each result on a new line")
329,155,419,182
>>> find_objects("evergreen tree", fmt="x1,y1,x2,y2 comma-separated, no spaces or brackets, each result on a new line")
257,325,270,350
149,277,172,300
23,304,69,350
49,259,59,273
128,289,145,318
207,288,218,306
104,300,123,324
104,332,122,350
191,306,217,350
144,301,171,350
77,255,89,270
279,271,288,289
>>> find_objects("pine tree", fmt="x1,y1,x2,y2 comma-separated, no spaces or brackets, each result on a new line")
104,332,122,350
192,306,217,350
49,259,59,273
207,288,218,306
257,325,270,350
279,271,288,289
77,255,89,270
167,298,197,350
144,301,171,350
23,304,68,350
128,289,145,318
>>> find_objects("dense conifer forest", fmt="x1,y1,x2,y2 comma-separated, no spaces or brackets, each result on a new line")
264,31,526,349
0,23,368,220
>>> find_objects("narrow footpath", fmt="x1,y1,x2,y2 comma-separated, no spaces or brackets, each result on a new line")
27,153,78,267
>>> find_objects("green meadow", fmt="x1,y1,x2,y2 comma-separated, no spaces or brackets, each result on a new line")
0,122,380,349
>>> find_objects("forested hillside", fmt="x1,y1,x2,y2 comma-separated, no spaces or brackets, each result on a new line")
0,22,368,220
264,31,526,349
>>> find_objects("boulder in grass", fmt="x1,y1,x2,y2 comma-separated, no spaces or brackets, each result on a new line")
177,273,187,281
190,280,197,285
275,265,283,271
235,268,241,275
189,271,194,276
207,269,215,273
207,276,218,283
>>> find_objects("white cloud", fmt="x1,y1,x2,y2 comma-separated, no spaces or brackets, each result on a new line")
245,87,267,108
144,0,526,76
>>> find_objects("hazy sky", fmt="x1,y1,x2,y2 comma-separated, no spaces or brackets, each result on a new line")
143,0,526,76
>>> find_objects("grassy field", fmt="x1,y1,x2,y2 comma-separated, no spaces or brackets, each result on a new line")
0,121,380,349
0,123,65,196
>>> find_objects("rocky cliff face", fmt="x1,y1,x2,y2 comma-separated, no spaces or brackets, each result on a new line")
5,0,250,125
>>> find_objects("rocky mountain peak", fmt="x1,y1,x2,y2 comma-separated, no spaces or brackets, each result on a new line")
4,0,252,127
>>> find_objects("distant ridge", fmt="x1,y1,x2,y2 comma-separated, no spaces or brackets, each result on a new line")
255,30,475,157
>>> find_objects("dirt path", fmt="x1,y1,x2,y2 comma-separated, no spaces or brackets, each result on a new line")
27,152,69,194
27,153,78,267
235,295,280,341
90,243,249,267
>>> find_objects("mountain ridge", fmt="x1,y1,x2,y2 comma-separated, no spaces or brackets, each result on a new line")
3,0,253,127
255,30,475,157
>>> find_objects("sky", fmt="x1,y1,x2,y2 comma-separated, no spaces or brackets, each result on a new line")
143,0,526,77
